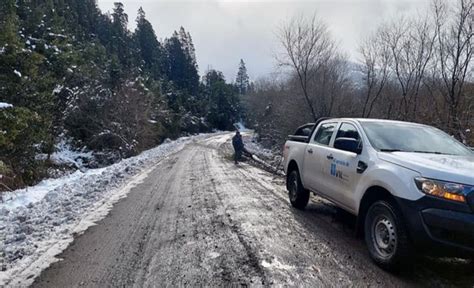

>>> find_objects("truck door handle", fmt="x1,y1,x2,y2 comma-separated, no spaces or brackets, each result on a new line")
307,149,313,154
326,154,334,160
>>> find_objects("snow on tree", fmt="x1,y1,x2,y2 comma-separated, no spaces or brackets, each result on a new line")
0,1,244,190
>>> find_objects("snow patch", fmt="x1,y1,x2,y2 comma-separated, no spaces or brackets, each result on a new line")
208,251,221,259
0,169,102,210
242,133,284,175
261,258,295,271
0,102,13,109
52,85,63,94
13,70,21,78
49,140,93,169
234,121,251,132
47,33,66,38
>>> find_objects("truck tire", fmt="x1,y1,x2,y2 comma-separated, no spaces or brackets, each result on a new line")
364,200,412,271
287,170,309,210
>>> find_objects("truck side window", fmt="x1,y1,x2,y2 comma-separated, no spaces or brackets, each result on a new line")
294,125,314,137
313,123,337,145
336,123,360,141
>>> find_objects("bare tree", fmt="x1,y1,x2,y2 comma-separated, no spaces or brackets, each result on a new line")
242,75,312,148
359,31,392,118
245,1,474,151
277,14,336,120
378,15,437,120
311,54,352,116
433,0,474,141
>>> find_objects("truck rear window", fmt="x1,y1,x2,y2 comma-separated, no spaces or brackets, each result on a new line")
313,123,337,145
294,125,314,137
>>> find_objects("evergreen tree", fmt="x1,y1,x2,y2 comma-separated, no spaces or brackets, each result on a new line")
164,30,199,96
0,0,53,185
235,59,250,95
135,7,163,79
0,0,20,47
67,0,101,39
204,70,241,130
110,2,135,68
0,1,242,190
178,27,197,68
204,70,226,87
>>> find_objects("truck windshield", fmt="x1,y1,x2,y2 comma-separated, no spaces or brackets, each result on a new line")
361,121,473,156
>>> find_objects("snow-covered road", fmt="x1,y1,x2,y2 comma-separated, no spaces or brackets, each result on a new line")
0,134,209,286
3,133,473,287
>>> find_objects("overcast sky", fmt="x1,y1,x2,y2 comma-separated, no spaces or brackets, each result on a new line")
97,0,430,81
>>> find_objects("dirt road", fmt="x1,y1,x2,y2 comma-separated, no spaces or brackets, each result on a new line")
32,133,474,287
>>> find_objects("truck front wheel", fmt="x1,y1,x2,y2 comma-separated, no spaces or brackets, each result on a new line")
364,200,412,271
287,170,309,210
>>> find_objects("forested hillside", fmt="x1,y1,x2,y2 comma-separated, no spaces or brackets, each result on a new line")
0,0,242,189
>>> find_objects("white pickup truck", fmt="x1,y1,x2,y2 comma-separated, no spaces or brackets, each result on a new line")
283,118,474,270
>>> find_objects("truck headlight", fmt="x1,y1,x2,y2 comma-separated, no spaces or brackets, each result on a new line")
414,177,472,203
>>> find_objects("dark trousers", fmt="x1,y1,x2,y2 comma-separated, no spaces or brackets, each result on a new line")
234,149,242,163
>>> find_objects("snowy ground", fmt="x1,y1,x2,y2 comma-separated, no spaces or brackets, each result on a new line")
0,134,214,286
241,133,284,174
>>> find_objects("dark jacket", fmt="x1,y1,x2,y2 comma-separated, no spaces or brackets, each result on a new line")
232,134,244,151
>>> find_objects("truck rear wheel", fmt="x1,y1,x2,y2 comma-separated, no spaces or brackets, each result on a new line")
364,200,412,271
287,170,309,210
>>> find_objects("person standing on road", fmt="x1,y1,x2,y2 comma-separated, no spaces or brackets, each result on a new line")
232,131,244,164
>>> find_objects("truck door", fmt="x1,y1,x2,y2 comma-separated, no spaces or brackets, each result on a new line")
302,122,338,194
321,122,363,212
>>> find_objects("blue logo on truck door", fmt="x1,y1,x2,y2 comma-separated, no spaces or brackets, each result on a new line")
330,158,349,180
330,163,337,176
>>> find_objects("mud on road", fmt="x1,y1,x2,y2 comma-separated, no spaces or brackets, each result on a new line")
33,133,474,287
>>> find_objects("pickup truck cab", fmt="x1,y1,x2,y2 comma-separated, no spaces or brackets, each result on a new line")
283,118,474,270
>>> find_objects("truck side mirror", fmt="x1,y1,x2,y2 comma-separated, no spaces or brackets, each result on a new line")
334,137,362,154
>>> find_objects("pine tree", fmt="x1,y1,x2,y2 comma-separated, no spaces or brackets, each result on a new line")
178,27,197,68
0,0,20,47
110,2,135,68
235,59,250,95
0,0,54,186
135,7,163,79
164,30,199,96
0,1,244,190
0,0,23,108
204,70,241,130
112,2,128,31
